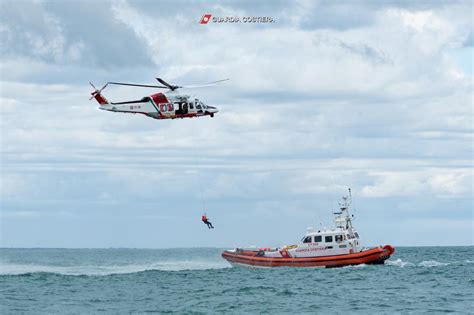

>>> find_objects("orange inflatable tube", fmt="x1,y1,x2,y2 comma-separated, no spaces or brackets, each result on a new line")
222,245,395,268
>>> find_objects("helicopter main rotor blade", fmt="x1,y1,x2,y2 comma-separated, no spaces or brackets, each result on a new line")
108,81,168,89
181,78,230,88
108,78,229,91
111,99,150,105
155,78,181,91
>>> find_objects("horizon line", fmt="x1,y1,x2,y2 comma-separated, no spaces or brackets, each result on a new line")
1,245,473,250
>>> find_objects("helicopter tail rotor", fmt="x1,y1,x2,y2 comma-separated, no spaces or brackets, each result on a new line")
89,82,109,104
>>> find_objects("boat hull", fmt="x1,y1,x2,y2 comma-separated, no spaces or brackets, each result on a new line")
222,245,395,268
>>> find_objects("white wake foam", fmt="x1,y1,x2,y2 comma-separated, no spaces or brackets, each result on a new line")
386,258,451,268
342,263,367,269
0,260,230,276
385,259,415,267
417,260,449,267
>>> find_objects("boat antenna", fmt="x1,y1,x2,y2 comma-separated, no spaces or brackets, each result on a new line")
317,210,322,230
349,187,357,218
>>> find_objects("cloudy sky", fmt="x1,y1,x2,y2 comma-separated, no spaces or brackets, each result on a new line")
1,0,472,248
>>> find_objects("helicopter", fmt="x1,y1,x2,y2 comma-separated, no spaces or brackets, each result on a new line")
89,77,228,120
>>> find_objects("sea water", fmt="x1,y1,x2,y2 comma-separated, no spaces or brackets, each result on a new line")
1,247,473,313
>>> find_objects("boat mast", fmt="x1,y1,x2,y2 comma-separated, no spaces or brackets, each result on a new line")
334,188,354,230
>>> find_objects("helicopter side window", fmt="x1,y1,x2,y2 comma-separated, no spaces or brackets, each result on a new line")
302,236,312,244
325,236,333,243
196,102,202,110
189,102,194,110
313,235,322,243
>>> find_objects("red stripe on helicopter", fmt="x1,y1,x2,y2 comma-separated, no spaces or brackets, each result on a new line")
92,92,108,105
150,93,168,104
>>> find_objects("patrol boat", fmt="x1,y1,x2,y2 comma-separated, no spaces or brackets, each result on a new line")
222,189,395,268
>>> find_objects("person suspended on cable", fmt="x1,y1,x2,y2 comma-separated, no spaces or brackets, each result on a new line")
201,213,214,229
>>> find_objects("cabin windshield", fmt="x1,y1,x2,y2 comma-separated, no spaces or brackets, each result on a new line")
195,98,202,109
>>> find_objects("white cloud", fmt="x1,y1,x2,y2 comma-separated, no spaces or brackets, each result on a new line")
361,168,473,198
0,0,472,246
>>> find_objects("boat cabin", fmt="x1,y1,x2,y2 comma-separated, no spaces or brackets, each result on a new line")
285,193,363,258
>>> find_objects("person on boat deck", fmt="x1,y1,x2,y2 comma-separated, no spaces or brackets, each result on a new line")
202,213,214,229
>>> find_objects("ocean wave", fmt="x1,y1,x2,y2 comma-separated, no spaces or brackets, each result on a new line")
0,261,230,276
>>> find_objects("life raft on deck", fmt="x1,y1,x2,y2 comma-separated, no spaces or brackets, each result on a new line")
222,245,395,268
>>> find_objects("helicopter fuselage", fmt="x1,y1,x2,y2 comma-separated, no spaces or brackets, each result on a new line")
89,78,226,121
98,92,218,120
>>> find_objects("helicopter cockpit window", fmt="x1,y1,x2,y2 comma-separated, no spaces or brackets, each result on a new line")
302,236,312,243
189,101,194,109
